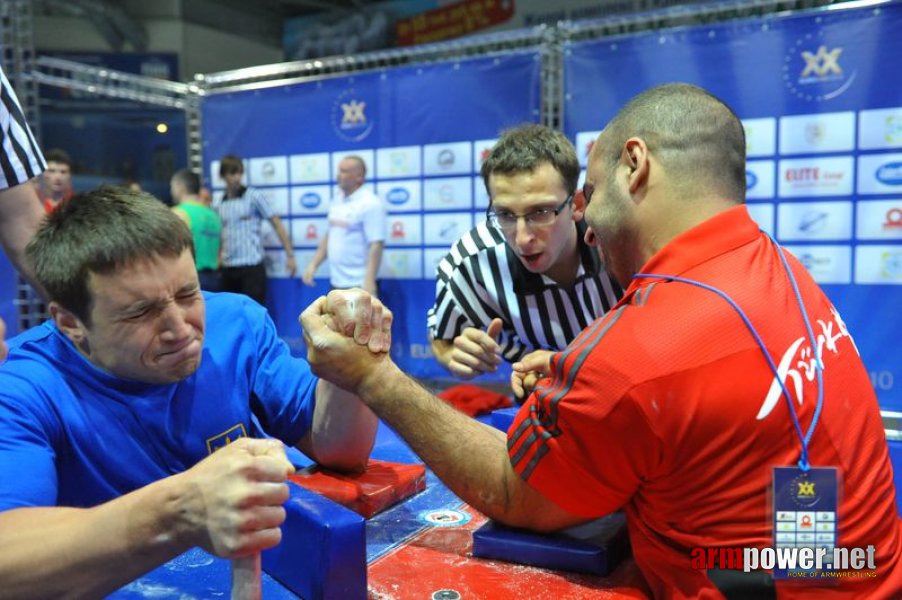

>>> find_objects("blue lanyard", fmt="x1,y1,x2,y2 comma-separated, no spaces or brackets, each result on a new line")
633,233,824,471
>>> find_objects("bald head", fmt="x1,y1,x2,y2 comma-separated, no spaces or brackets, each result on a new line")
597,83,746,202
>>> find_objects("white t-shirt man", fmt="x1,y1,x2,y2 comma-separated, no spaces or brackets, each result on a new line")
325,186,386,288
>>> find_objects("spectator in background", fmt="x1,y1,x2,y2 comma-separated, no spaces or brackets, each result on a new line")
302,156,385,296
0,64,47,357
41,148,73,213
171,168,222,291
215,154,296,306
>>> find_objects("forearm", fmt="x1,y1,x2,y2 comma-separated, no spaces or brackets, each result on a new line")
0,182,46,295
0,477,192,599
364,242,383,285
357,363,554,528
296,379,378,472
272,218,294,257
309,236,328,269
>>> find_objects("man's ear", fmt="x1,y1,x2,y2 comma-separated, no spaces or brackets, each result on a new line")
621,137,650,194
50,302,88,349
570,187,587,221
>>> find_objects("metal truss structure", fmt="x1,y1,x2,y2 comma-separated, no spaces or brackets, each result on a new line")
0,0,858,333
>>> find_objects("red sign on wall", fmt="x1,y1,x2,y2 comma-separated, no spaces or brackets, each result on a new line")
396,0,515,46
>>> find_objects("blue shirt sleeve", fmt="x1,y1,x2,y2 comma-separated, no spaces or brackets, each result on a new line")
0,369,60,510
244,299,318,446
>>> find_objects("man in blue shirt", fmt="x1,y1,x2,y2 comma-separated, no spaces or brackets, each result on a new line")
0,186,390,597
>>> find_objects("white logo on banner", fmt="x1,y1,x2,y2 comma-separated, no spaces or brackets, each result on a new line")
857,153,902,195
385,215,422,246
855,246,902,284
423,142,472,176
858,107,902,150
424,213,472,245
249,156,289,186
779,112,855,155
423,177,472,210
777,201,852,241
778,156,854,197
784,245,852,284
743,118,777,157
855,200,902,240
746,160,776,199
290,153,330,184
377,180,423,212
376,146,422,179
291,185,330,216
473,139,497,173
378,249,423,279
292,218,328,247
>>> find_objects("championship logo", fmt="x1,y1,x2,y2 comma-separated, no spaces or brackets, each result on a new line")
331,87,374,142
782,32,857,102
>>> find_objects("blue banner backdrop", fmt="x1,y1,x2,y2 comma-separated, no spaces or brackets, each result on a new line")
563,3,902,409
201,51,541,379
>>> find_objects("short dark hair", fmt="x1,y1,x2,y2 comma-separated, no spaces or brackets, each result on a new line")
219,154,244,177
26,186,194,325
481,124,580,197
171,168,201,195
598,83,747,201
45,148,72,167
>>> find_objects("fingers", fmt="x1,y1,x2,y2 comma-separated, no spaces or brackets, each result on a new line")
447,332,502,378
512,349,554,375
327,289,373,344
301,290,393,354
485,318,503,342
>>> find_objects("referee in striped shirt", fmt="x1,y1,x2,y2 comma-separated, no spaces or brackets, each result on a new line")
0,65,47,347
427,124,621,382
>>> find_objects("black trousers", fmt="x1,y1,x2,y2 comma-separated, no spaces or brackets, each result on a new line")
221,262,267,305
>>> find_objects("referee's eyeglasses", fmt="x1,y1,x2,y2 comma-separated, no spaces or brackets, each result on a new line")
486,194,573,231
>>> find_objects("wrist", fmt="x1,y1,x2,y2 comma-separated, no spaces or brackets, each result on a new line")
356,358,400,403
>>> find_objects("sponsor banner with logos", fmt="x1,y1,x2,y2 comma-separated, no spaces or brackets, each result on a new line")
562,3,902,407
746,160,776,200
778,111,855,155
777,200,853,242
858,152,902,195
201,50,540,378
856,200,902,241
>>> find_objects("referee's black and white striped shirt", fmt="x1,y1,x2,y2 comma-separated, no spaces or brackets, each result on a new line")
427,220,622,362
0,66,45,190
215,186,275,268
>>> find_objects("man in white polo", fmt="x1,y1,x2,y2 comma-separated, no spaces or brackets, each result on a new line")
303,156,386,296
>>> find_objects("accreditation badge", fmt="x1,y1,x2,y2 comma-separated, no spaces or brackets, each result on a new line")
772,466,839,579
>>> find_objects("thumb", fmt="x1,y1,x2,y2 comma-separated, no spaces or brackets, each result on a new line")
485,318,503,342
299,296,330,338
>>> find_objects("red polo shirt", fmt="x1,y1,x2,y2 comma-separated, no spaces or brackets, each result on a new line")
509,205,902,598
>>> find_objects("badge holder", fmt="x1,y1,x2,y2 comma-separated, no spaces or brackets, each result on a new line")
772,466,839,579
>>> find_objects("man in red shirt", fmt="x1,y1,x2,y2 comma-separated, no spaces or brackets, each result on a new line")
300,83,902,598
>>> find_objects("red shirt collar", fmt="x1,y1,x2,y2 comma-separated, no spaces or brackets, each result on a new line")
624,204,759,298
